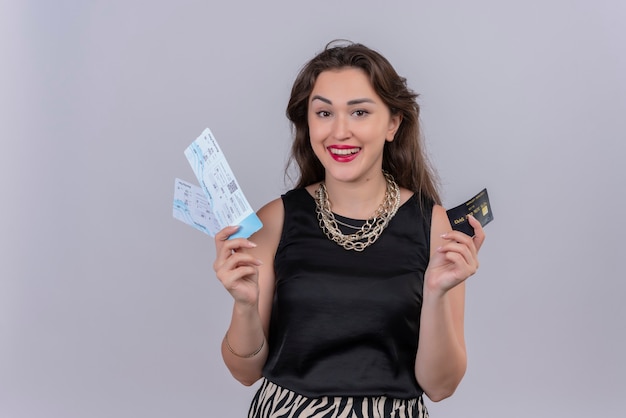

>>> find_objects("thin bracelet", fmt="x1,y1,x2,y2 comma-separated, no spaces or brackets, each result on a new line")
224,331,264,358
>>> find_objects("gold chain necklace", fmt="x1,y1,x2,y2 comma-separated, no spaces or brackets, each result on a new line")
315,172,401,251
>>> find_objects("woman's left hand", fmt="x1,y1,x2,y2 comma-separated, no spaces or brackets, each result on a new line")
425,214,486,293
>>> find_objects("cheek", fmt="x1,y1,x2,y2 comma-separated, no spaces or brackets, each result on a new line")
308,120,328,142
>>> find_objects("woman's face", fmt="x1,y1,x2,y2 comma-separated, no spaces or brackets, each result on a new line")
307,67,401,184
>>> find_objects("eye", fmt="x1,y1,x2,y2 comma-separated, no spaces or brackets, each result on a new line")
316,110,332,118
353,109,369,117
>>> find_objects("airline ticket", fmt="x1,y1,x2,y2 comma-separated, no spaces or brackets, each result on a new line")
173,128,263,239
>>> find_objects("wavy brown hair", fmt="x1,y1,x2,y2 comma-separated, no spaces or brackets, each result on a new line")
286,41,441,205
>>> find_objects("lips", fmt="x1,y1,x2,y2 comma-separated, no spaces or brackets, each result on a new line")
328,145,361,162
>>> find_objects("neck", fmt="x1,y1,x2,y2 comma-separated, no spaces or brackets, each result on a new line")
323,173,388,219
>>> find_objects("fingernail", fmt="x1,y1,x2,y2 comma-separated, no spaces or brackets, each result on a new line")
248,241,258,248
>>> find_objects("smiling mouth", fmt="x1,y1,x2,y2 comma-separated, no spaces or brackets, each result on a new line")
329,147,361,156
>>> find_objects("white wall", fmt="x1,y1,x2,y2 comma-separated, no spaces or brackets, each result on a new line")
2,1,625,417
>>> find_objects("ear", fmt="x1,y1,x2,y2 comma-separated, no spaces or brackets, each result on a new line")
386,113,402,142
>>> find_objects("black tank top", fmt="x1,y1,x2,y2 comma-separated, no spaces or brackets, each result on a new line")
262,188,433,399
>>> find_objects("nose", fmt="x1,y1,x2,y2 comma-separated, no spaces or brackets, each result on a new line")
331,114,351,140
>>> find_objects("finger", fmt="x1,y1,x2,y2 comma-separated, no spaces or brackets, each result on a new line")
220,237,258,253
467,215,486,251
220,251,263,272
443,251,478,278
215,254,262,287
214,244,260,270
214,226,241,258
218,264,260,289
440,229,477,253
213,237,258,271
215,225,241,244
438,240,476,268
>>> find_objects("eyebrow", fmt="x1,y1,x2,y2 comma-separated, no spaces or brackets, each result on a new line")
310,95,376,106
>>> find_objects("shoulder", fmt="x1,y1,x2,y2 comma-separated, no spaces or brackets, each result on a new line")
257,197,284,233
429,204,453,255
246,197,284,253
430,204,452,232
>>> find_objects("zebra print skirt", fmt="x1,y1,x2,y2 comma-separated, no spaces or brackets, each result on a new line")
248,378,429,418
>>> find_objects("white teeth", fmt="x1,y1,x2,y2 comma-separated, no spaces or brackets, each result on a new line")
330,148,360,155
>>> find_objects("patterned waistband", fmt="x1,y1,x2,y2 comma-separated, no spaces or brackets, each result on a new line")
248,378,429,418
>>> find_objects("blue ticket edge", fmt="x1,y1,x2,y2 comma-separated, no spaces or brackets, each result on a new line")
229,213,264,239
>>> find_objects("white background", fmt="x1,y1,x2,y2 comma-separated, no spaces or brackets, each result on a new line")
2,1,625,417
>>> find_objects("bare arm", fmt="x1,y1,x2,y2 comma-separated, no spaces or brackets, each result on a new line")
213,198,283,386
415,205,485,401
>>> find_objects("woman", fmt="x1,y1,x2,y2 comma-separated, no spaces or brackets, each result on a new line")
213,41,485,418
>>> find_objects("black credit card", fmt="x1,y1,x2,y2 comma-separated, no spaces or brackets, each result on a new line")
446,188,494,236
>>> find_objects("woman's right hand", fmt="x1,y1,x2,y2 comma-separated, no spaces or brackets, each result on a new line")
213,226,263,307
